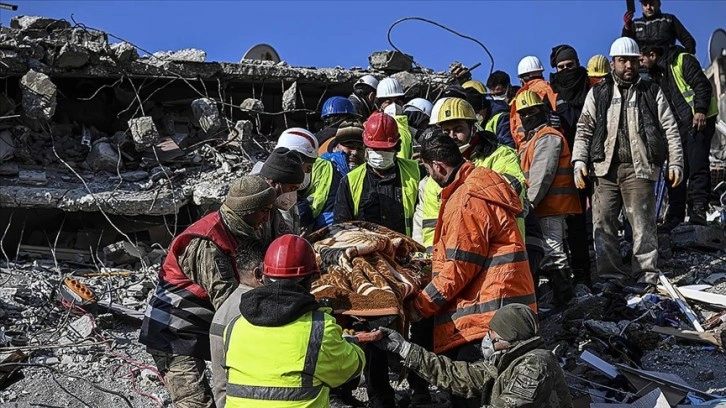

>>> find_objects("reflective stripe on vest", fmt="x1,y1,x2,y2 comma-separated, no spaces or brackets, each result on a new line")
393,115,413,160
224,311,326,404
670,53,719,118
308,158,333,219
348,158,420,236
485,112,503,134
519,126,582,217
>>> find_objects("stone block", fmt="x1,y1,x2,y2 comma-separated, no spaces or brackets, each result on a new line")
102,241,144,265
10,16,70,31
70,28,108,53
56,43,89,68
86,141,120,173
391,71,420,97
671,224,725,251
110,42,138,63
369,50,413,72
229,120,253,141
19,69,57,120
282,81,298,111
191,98,221,133
240,98,264,112
152,48,206,62
127,117,160,150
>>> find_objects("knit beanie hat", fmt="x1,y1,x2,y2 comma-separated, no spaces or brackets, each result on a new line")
260,147,304,185
328,121,364,152
224,175,276,216
489,304,538,342
550,44,579,68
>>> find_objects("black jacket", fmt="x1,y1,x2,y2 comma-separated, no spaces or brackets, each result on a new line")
622,11,696,54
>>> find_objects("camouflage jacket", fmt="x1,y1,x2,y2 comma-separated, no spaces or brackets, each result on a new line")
403,337,573,408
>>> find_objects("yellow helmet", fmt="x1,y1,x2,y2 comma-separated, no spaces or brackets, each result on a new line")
432,97,477,125
587,54,610,78
462,80,487,95
515,90,544,112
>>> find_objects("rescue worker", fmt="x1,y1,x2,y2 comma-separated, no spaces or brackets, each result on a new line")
640,45,719,230
572,37,684,294
349,74,378,119
403,97,433,142
374,304,573,408
316,96,359,154
300,121,365,232
408,133,536,408
549,45,593,287
587,55,611,86
258,147,305,244
140,175,277,408
376,77,414,159
333,112,420,408
463,80,515,148
222,234,366,408
515,91,582,307
622,0,696,54
486,70,513,103
510,56,576,149
210,240,264,408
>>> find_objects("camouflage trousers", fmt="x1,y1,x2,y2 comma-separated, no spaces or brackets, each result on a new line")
148,349,215,408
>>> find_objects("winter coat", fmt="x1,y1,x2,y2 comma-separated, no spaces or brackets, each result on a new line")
622,11,696,54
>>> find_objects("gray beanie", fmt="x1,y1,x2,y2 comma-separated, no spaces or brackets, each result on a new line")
224,175,276,216
489,304,538,342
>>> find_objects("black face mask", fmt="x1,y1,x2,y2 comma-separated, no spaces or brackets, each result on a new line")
521,112,548,133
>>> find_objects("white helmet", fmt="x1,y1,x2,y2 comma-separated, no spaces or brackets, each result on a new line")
429,97,453,125
403,98,433,117
376,77,405,99
609,37,640,57
354,75,379,91
517,56,545,77
275,128,318,159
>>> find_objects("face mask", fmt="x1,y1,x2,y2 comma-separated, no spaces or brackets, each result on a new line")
521,112,547,133
481,333,496,359
298,173,311,191
366,150,396,170
274,191,297,211
383,103,402,117
458,143,470,153
489,94,507,101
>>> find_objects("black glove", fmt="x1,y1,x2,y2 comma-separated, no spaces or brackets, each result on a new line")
372,327,411,358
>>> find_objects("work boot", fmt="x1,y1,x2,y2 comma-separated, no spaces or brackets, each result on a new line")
550,268,574,309
688,202,708,226
657,216,682,233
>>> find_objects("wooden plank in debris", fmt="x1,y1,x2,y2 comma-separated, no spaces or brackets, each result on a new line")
658,272,704,332
651,326,722,348
675,285,726,309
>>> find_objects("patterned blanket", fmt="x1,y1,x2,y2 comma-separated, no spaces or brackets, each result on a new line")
308,222,430,313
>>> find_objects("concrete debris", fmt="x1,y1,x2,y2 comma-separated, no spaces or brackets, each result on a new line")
19,69,57,120
109,41,138,62
127,116,160,150
0,162,19,176
102,241,144,266
369,50,414,72
152,48,206,62
10,16,70,31
240,98,264,112
191,98,222,134
56,43,90,68
391,71,421,97
229,120,253,141
86,141,120,173
0,130,15,162
670,224,726,251
17,169,47,185
282,81,299,111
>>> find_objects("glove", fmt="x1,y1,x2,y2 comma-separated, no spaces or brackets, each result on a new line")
573,161,588,189
668,165,683,187
624,11,634,29
372,327,411,358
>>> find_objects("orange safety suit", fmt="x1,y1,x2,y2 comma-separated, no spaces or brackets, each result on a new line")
519,126,582,218
412,162,537,353
510,79,559,149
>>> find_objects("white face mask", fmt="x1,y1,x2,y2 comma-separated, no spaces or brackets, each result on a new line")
298,173,311,191
274,191,297,211
366,150,396,170
488,94,507,101
458,143,470,153
383,103,402,117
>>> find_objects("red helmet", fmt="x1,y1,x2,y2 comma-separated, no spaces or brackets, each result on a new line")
363,112,399,149
263,234,319,278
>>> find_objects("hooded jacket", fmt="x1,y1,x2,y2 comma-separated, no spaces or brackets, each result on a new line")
412,162,536,353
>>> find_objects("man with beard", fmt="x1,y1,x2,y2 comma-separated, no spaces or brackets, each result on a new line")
549,44,593,287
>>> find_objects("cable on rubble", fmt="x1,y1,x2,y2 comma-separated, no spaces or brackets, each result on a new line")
386,16,495,77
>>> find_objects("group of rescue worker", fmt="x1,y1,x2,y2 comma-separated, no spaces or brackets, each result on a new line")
138,0,718,407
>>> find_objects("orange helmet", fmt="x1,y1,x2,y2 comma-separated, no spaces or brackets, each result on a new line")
363,112,399,149
263,234,319,278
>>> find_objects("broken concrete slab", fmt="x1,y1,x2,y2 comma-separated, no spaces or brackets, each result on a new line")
282,81,299,111
18,170,47,185
86,141,120,173
56,43,90,68
391,71,421,97
0,163,19,176
671,224,726,251
229,120,253,141
127,116,160,150
109,42,138,63
240,98,264,112
152,48,206,62
191,98,221,133
19,69,57,120
10,16,70,31
102,241,144,266
369,50,413,72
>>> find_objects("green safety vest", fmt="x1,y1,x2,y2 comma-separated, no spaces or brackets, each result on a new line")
671,53,718,118
485,112,504,134
307,158,333,219
420,145,527,251
393,115,413,160
348,158,420,236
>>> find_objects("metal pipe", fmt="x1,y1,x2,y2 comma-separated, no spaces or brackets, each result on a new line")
0,3,18,11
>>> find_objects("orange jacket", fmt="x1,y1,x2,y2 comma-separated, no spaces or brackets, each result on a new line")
412,162,537,353
510,79,559,148
519,126,582,218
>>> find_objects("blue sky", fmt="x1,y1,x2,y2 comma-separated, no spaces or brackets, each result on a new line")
1,1,723,82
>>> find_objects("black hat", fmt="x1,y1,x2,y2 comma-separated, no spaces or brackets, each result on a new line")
260,147,304,185
328,121,364,152
550,44,579,68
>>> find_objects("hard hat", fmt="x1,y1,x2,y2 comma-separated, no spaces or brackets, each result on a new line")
263,234,319,278
321,96,356,118
376,77,405,99
587,54,611,77
429,97,452,125
462,80,487,95
354,74,379,91
363,112,399,149
403,98,433,117
515,90,545,112
431,97,477,125
275,128,319,160
517,56,545,77
609,37,640,57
